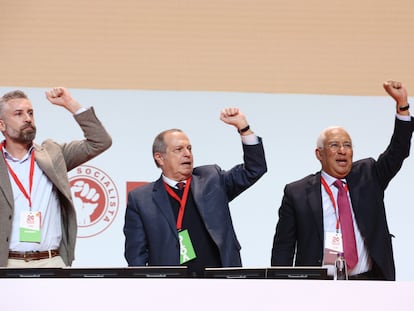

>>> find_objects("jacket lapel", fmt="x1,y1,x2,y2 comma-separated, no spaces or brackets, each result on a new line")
152,178,179,235
34,144,71,201
0,153,14,209
345,172,360,213
188,174,205,217
344,170,364,233
34,145,57,183
307,172,324,243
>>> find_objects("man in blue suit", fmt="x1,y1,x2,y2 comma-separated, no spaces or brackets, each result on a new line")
271,80,414,280
124,107,267,276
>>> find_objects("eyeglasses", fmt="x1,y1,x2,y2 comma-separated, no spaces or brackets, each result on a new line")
325,142,353,152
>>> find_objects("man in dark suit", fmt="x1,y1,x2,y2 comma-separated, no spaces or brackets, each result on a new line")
124,107,267,276
0,87,112,267
271,80,414,281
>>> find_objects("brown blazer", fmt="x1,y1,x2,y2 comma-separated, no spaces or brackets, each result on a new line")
0,107,112,266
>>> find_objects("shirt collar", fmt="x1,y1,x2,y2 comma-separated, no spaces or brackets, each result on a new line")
162,175,187,188
321,171,346,186
2,143,34,163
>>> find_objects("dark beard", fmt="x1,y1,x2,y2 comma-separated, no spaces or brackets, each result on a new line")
15,125,37,144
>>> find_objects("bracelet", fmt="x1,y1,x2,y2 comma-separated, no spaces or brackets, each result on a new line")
399,104,410,111
238,125,250,134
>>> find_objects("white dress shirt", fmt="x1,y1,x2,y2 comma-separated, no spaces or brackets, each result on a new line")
5,146,62,252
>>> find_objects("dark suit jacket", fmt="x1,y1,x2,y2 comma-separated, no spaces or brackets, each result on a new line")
0,108,112,266
271,118,414,281
124,139,267,267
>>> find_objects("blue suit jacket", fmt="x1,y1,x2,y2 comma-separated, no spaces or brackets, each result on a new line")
124,139,267,267
271,118,414,281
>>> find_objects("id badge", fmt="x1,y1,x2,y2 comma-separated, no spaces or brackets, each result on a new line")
323,231,343,265
20,211,42,243
178,229,196,264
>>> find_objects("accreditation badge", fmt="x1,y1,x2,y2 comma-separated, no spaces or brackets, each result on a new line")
19,211,42,243
178,229,196,264
323,231,343,265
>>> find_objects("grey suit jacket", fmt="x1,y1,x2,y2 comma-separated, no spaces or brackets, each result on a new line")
0,107,112,266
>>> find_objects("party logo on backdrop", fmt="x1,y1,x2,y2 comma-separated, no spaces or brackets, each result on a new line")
68,165,119,238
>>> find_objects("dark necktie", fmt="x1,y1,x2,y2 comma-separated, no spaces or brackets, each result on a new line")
176,182,185,190
333,179,358,269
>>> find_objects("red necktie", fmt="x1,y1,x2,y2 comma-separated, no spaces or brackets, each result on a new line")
333,180,358,269
176,182,185,190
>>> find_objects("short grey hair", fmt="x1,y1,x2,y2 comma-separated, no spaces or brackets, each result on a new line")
152,128,183,167
316,126,346,149
0,90,28,118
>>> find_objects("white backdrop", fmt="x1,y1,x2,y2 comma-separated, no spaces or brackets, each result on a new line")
1,86,413,280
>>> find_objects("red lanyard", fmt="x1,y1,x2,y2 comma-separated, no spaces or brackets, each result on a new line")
164,176,192,231
321,176,349,232
1,142,35,208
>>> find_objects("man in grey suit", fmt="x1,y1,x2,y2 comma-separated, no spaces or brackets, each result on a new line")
0,87,112,267
124,107,267,277
271,80,414,280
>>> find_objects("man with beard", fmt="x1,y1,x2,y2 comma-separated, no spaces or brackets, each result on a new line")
0,87,112,268
124,107,267,277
